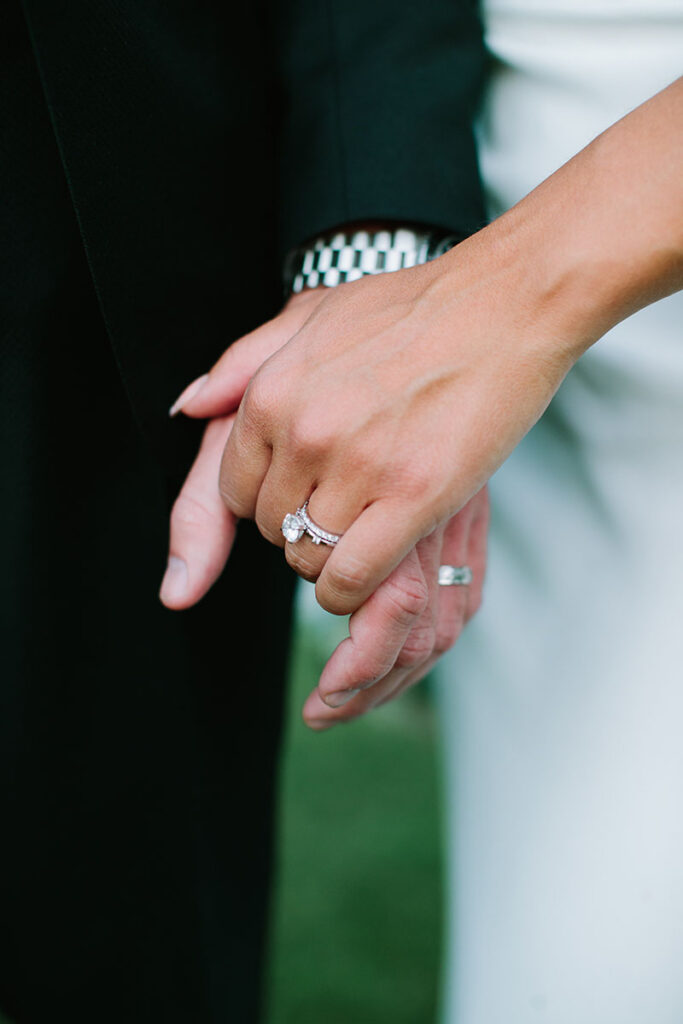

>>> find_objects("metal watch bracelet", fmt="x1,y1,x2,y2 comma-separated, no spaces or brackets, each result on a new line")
283,227,465,295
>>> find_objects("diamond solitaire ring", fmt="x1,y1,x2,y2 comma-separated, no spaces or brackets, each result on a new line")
281,500,342,547
438,565,473,586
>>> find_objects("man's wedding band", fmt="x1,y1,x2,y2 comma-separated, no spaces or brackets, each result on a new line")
281,500,342,547
438,565,473,586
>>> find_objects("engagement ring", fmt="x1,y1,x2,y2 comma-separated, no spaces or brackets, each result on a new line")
281,500,342,547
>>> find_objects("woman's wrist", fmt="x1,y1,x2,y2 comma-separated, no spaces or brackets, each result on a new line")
434,208,593,379
442,78,682,369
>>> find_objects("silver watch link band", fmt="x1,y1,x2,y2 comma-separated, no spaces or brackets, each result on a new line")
283,227,464,295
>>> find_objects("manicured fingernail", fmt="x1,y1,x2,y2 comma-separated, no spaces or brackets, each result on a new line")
159,556,188,604
323,688,360,708
169,374,209,417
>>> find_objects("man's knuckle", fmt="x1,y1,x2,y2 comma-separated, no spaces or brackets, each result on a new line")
395,625,435,668
172,493,215,532
383,574,429,621
218,478,249,517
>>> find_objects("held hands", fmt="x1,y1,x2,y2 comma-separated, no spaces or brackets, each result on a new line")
162,78,682,726
167,76,683,628
160,286,488,729
172,220,574,613
158,80,681,727
161,202,582,729
300,496,487,729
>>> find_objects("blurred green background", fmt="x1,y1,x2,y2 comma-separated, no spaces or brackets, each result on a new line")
0,591,443,1024
265,589,443,1024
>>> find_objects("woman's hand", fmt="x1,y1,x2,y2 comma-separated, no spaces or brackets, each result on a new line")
177,78,682,616
160,285,488,730
203,232,570,616
163,387,487,726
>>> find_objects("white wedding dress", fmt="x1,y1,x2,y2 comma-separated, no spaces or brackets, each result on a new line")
437,2,683,1022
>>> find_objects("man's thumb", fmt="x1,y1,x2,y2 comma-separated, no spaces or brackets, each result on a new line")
160,416,237,609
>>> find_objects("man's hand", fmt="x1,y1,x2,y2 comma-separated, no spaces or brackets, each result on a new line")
160,288,326,609
301,487,487,730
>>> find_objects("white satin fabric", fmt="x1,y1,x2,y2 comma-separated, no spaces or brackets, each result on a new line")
438,3,683,1022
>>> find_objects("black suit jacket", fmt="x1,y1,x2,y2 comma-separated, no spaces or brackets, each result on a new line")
20,0,485,469
1,3,485,1021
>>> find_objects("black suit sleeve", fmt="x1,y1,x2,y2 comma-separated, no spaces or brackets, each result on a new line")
275,0,487,254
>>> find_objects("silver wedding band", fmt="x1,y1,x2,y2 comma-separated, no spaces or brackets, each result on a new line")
281,500,342,547
438,565,473,586
280,509,471,580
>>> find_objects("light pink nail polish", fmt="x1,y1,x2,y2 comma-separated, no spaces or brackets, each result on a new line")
169,373,209,417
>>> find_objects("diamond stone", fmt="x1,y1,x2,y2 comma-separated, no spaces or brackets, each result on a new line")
281,513,305,543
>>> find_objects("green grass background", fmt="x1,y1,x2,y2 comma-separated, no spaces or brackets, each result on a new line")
266,602,443,1023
